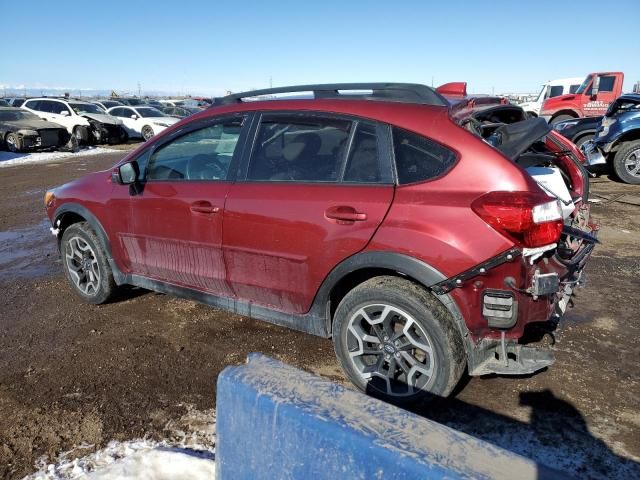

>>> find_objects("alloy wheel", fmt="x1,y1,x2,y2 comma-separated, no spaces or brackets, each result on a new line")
142,126,154,141
345,304,436,397
6,135,18,152
65,236,101,296
624,148,640,178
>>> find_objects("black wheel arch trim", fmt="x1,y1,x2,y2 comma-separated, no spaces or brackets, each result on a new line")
52,203,126,285
307,250,472,353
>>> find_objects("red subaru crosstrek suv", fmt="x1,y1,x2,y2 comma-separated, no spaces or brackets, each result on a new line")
45,84,597,403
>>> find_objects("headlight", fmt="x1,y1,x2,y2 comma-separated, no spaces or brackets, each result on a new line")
599,117,616,136
154,122,170,127
553,120,578,132
17,129,39,136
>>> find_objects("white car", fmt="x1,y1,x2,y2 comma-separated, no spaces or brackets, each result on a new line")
21,98,125,144
517,77,583,118
107,105,180,140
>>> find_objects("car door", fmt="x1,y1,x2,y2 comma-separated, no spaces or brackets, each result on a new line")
45,100,73,131
115,107,140,136
222,112,395,314
585,75,618,116
107,114,249,296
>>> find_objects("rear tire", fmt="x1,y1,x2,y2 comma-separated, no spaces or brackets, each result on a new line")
61,222,117,304
333,276,465,405
550,114,575,125
612,140,640,185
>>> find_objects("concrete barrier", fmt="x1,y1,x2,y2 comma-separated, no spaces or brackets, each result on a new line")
216,353,566,480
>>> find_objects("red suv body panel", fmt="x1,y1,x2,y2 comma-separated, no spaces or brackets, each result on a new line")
46,93,595,375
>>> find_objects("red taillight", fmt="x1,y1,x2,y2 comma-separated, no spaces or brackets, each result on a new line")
471,191,563,248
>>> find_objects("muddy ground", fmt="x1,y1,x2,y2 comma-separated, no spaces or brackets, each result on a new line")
0,151,638,479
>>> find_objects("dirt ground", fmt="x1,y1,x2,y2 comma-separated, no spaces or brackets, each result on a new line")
0,150,638,479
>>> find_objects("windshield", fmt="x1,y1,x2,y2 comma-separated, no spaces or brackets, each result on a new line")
136,107,167,118
535,85,547,102
0,110,40,121
575,75,592,94
69,102,106,115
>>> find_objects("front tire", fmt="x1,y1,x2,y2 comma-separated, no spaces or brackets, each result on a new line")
574,134,594,149
61,222,117,304
333,276,465,405
141,125,154,141
612,140,640,185
5,132,21,152
550,114,575,125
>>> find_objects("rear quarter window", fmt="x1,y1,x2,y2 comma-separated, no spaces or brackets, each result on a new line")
393,127,456,185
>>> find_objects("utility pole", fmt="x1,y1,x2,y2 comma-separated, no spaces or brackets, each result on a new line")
270,76,273,88
138,81,141,98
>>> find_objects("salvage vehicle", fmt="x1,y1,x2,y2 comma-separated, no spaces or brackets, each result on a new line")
0,107,70,152
582,93,640,184
107,105,180,140
517,77,582,118
160,105,203,118
21,98,126,145
91,99,125,111
540,72,624,124
45,83,597,404
116,98,148,107
552,116,603,148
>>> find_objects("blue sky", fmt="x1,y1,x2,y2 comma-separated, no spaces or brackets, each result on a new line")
1,0,638,96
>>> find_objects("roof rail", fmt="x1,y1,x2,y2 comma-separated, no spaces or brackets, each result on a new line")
212,83,448,107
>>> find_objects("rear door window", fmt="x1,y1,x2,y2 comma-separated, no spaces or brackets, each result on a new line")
343,122,391,183
247,115,352,182
24,100,42,111
393,127,456,184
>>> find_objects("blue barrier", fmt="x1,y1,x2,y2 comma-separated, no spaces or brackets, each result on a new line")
216,354,566,480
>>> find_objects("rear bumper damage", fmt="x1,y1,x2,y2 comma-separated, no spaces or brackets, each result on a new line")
435,228,596,377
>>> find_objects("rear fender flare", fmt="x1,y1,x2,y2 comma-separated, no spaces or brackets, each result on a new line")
310,251,472,356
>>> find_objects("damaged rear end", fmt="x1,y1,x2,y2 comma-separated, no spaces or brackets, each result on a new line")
445,111,597,376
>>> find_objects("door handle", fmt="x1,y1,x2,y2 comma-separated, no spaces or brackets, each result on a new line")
190,201,220,214
325,206,368,223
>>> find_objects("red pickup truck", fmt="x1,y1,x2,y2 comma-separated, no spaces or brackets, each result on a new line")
540,72,624,125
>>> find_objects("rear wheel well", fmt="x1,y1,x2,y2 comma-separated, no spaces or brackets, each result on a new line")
329,268,424,321
551,110,579,121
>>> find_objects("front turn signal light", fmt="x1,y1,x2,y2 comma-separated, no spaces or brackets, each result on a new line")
44,190,55,207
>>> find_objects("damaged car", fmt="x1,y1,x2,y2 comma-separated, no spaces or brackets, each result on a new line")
581,93,640,184
0,107,70,152
45,83,597,404
22,98,127,145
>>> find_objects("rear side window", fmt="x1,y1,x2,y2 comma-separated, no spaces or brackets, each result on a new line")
247,115,352,182
393,128,456,185
343,122,387,183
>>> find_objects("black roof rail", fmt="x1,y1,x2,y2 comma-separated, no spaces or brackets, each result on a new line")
212,83,448,107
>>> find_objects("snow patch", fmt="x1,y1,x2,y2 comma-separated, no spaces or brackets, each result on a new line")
25,439,215,480
26,406,216,480
0,147,118,168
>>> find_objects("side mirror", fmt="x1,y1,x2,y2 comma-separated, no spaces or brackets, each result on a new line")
130,114,138,119
591,76,600,98
60,110,69,116
112,161,140,185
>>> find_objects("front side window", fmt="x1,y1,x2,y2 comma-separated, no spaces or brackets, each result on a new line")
145,118,244,181
393,127,456,185
548,85,563,98
598,76,616,92
247,115,352,182
50,101,71,115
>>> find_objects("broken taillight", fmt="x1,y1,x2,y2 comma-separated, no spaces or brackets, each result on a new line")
471,191,563,248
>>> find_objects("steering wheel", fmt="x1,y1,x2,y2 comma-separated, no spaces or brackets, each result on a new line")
186,154,227,180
